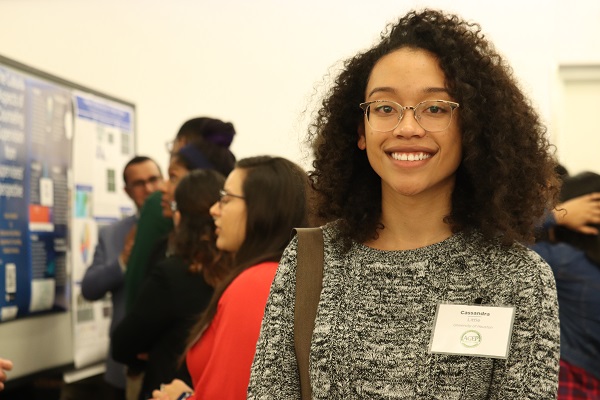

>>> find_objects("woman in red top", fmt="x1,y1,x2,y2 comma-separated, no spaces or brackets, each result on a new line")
150,156,310,400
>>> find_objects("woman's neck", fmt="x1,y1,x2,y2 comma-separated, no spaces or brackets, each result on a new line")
365,191,453,251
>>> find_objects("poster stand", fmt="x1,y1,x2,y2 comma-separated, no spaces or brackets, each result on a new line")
0,54,136,383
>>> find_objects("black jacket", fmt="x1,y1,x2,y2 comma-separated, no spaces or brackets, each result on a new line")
112,255,213,400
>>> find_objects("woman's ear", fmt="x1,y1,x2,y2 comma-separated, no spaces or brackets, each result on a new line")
358,123,366,150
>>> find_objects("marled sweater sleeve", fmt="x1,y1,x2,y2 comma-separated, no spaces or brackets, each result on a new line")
489,251,559,399
247,237,301,399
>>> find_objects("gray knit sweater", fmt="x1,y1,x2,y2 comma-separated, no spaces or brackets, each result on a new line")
248,226,559,399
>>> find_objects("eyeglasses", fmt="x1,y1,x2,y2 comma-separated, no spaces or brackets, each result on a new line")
165,140,174,153
359,100,459,133
218,189,245,207
127,175,161,190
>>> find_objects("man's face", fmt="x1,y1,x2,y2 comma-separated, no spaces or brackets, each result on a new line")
124,160,162,209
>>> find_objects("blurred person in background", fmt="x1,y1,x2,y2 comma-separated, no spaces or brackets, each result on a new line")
113,169,231,400
532,171,600,399
122,117,235,400
79,155,162,400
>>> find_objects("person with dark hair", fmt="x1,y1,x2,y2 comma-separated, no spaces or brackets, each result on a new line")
149,156,310,400
247,9,560,399
121,156,162,193
125,117,236,310
165,117,236,160
112,170,229,400
122,117,235,399
79,155,162,400
134,142,237,280
532,171,600,398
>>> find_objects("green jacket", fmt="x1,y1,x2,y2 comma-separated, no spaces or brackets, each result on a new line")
125,191,173,311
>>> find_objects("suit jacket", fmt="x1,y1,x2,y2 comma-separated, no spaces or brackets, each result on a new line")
112,256,213,400
81,214,137,389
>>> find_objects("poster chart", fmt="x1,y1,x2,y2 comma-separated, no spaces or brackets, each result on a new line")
0,55,136,377
0,63,72,322
70,92,135,367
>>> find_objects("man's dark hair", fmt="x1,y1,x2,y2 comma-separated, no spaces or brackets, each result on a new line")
123,156,161,185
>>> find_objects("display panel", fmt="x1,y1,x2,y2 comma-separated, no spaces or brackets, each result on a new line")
0,54,136,379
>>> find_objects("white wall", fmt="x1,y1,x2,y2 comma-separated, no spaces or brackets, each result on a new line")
2,0,598,173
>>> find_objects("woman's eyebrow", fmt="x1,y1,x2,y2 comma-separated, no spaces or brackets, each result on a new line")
367,87,396,98
367,86,449,98
423,87,449,95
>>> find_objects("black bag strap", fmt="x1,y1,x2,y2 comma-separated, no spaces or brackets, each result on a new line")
293,227,324,400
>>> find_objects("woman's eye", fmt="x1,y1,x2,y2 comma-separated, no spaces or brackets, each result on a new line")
423,105,449,114
374,105,396,114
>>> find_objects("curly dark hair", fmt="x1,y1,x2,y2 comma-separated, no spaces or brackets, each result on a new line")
172,169,231,285
308,9,559,248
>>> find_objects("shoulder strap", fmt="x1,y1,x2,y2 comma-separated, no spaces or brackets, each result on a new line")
293,227,324,400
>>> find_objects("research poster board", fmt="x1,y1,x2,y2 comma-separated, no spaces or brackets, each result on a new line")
0,54,136,378
70,92,135,367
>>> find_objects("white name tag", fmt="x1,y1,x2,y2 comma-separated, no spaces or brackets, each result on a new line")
428,303,515,359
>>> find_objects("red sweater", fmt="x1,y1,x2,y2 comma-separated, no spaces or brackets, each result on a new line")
186,261,278,400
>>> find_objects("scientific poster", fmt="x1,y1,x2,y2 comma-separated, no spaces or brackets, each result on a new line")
0,64,72,321
71,92,135,367
0,55,136,378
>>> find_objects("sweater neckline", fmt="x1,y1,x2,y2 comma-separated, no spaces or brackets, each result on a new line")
352,231,467,257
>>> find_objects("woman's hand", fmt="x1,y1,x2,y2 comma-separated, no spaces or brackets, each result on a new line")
149,379,193,400
553,192,600,235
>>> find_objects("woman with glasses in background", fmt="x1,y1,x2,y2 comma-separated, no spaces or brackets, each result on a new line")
247,9,560,399
150,156,310,400
112,170,230,400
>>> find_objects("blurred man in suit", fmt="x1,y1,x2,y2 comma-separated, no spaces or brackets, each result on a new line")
81,156,162,400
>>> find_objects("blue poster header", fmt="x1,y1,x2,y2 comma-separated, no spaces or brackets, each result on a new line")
76,96,132,130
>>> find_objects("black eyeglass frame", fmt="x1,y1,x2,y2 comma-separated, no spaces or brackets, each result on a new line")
218,189,246,207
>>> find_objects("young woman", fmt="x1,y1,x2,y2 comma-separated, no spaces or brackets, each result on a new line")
248,9,560,399
150,156,310,400
119,121,236,400
125,117,236,310
112,170,229,400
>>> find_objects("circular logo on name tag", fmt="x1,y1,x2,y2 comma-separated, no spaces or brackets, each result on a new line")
460,330,481,348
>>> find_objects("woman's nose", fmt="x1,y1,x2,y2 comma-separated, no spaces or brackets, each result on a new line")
209,201,220,217
392,108,426,138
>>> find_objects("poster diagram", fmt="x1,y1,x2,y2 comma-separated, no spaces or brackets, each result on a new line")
71,93,135,367
0,64,71,321
0,57,136,377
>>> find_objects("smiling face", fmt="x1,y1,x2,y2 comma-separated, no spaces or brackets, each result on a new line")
209,168,248,253
358,47,462,202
